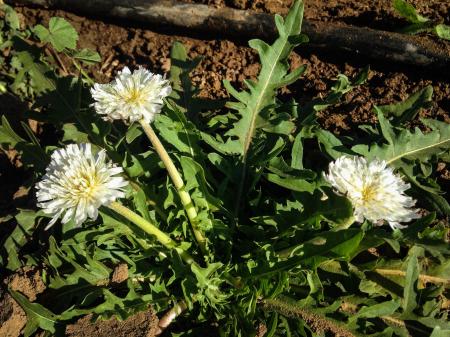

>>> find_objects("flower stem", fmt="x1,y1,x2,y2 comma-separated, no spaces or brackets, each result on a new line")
139,119,207,255
156,300,188,335
108,201,195,265
375,268,450,285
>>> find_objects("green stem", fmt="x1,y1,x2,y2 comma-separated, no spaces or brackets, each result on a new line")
139,119,207,255
72,58,95,85
109,203,244,291
108,201,195,265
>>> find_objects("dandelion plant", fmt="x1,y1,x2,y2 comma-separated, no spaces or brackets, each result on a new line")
1,1,449,336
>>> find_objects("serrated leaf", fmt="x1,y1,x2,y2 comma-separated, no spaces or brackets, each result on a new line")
1,210,38,270
314,128,356,159
220,0,306,157
11,38,56,94
300,69,369,125
266,174,317,192
265,156,317,192
378,86,433,125
353,110,450,167
169,41,214,118
9,290,58,336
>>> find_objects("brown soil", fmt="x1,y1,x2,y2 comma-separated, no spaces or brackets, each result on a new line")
65,309,159,337
13,2,450,136
0,267,45,337
0,292,27,337
7,267,46,301
2,0,450,336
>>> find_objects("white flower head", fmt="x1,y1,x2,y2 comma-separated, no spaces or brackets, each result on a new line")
90,66,172,124
36,143,128,229
324,156,420,230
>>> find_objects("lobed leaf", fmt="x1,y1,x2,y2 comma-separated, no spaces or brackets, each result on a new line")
353,110,450,167
34,17,78,52
377,85,433,125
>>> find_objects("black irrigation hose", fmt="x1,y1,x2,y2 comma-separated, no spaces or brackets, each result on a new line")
7,0,450,70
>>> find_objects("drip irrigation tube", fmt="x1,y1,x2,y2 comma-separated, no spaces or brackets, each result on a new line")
7,0,450,70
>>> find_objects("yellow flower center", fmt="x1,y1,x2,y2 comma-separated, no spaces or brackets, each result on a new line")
124,88,144,105
361,184,377,203
72,173,100,201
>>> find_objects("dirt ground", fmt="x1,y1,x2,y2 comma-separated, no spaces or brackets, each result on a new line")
1,0,450,336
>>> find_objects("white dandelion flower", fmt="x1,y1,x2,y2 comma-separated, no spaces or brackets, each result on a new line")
90,66,172,124
36,143,128,229
324,156,420,230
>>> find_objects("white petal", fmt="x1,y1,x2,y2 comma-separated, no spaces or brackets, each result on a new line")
326,155,420,230
90,66,172,124
35,143,129,229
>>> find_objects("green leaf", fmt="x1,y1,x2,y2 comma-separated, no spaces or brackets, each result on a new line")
402,247,421,317
353,110,450,167
291,131,304,169
377,86,433,125
2,4,20,30
220,0,306,157
62,123,89,142
11,38,56,94
393,0,429,23
265,157,318,193
265,173,317,193
300,69,369,125
180,156,223,232
9,290,58,336
430,327,450,337
169,41,213,117
399,22,435,34
355,300,401,319
246,229,364,277
314,128,355,159
0,115,25,146
1,210,38,270
72,48,101,64
132,186,153,222
34,17,78,52
295,190,354,228
435,24,450,40
155,104,203,159
0,116,47,170
125,123,143,144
